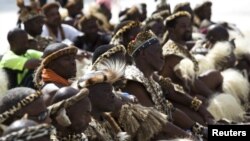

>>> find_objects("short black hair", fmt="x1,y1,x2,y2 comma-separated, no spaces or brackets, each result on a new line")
7,28,26,44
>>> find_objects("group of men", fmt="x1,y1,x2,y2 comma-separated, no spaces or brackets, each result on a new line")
0,0,249,140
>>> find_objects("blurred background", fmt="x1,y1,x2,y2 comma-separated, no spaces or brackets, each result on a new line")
1,0,250,54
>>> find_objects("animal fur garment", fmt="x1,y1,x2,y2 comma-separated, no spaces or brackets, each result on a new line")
0,69,8,96
174,58,196,83
207,93,245,122
221,69,250,104
194,54,215,74
206,41,234,70
118,104,167,141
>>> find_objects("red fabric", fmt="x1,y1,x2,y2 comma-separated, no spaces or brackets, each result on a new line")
42,69,70,86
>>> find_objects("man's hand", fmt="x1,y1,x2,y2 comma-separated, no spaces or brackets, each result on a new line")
198,105,215,124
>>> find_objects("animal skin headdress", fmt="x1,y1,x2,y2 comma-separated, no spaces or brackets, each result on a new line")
34,46,78,87
110,21,141,45
19,7,44,23
0,123,58,141
165,11,191,27
0,91,43,123
16,0,43,23
92,44,126,71
127,30,159,57
77,44,127,88
173,2,191,13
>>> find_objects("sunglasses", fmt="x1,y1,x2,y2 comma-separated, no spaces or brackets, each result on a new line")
28,110,49,122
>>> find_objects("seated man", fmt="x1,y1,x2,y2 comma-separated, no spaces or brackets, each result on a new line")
41,2,82,43
123,31,211,138
73,15,111,52
90,44,196,140
34,43,78,105
17,1,53,51
50,87,91,140
78,70,125,141
0,28,42,88
0,87,51,125
161,11,222,99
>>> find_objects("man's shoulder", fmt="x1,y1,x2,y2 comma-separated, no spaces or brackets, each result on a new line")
61,24,83,37
61,23,78,31
42,83,60,95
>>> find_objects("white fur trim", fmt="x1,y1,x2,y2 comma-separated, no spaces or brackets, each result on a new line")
194,54,215,74
206,41,234,70
234,38,250,59
207,93,245,122
221,69,250,104
174,58,196,83
0,69,8,96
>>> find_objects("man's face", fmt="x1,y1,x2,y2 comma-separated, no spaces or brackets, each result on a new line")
80,18,99,34
13,31,29,54
51,54,77,79
89,83,115,112
67,97,92,132
173,16,192,42
45,7,61,26
144,41,165,72
27,16,45,35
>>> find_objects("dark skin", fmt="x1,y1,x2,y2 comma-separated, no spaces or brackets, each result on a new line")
162,16,220,98
51,87,91,135
16,96,51,124
123,40,209,129
146,20,165,39
42,51,77,106
112,92,194,140
44,6,61,37
168,16,192,45
66,3,83,18
88,83,115,120
159,54,216,124
76,16,103,51
24,16,45,37
8,29,41,69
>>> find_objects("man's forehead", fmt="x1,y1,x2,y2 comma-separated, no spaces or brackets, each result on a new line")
176,16,191,24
